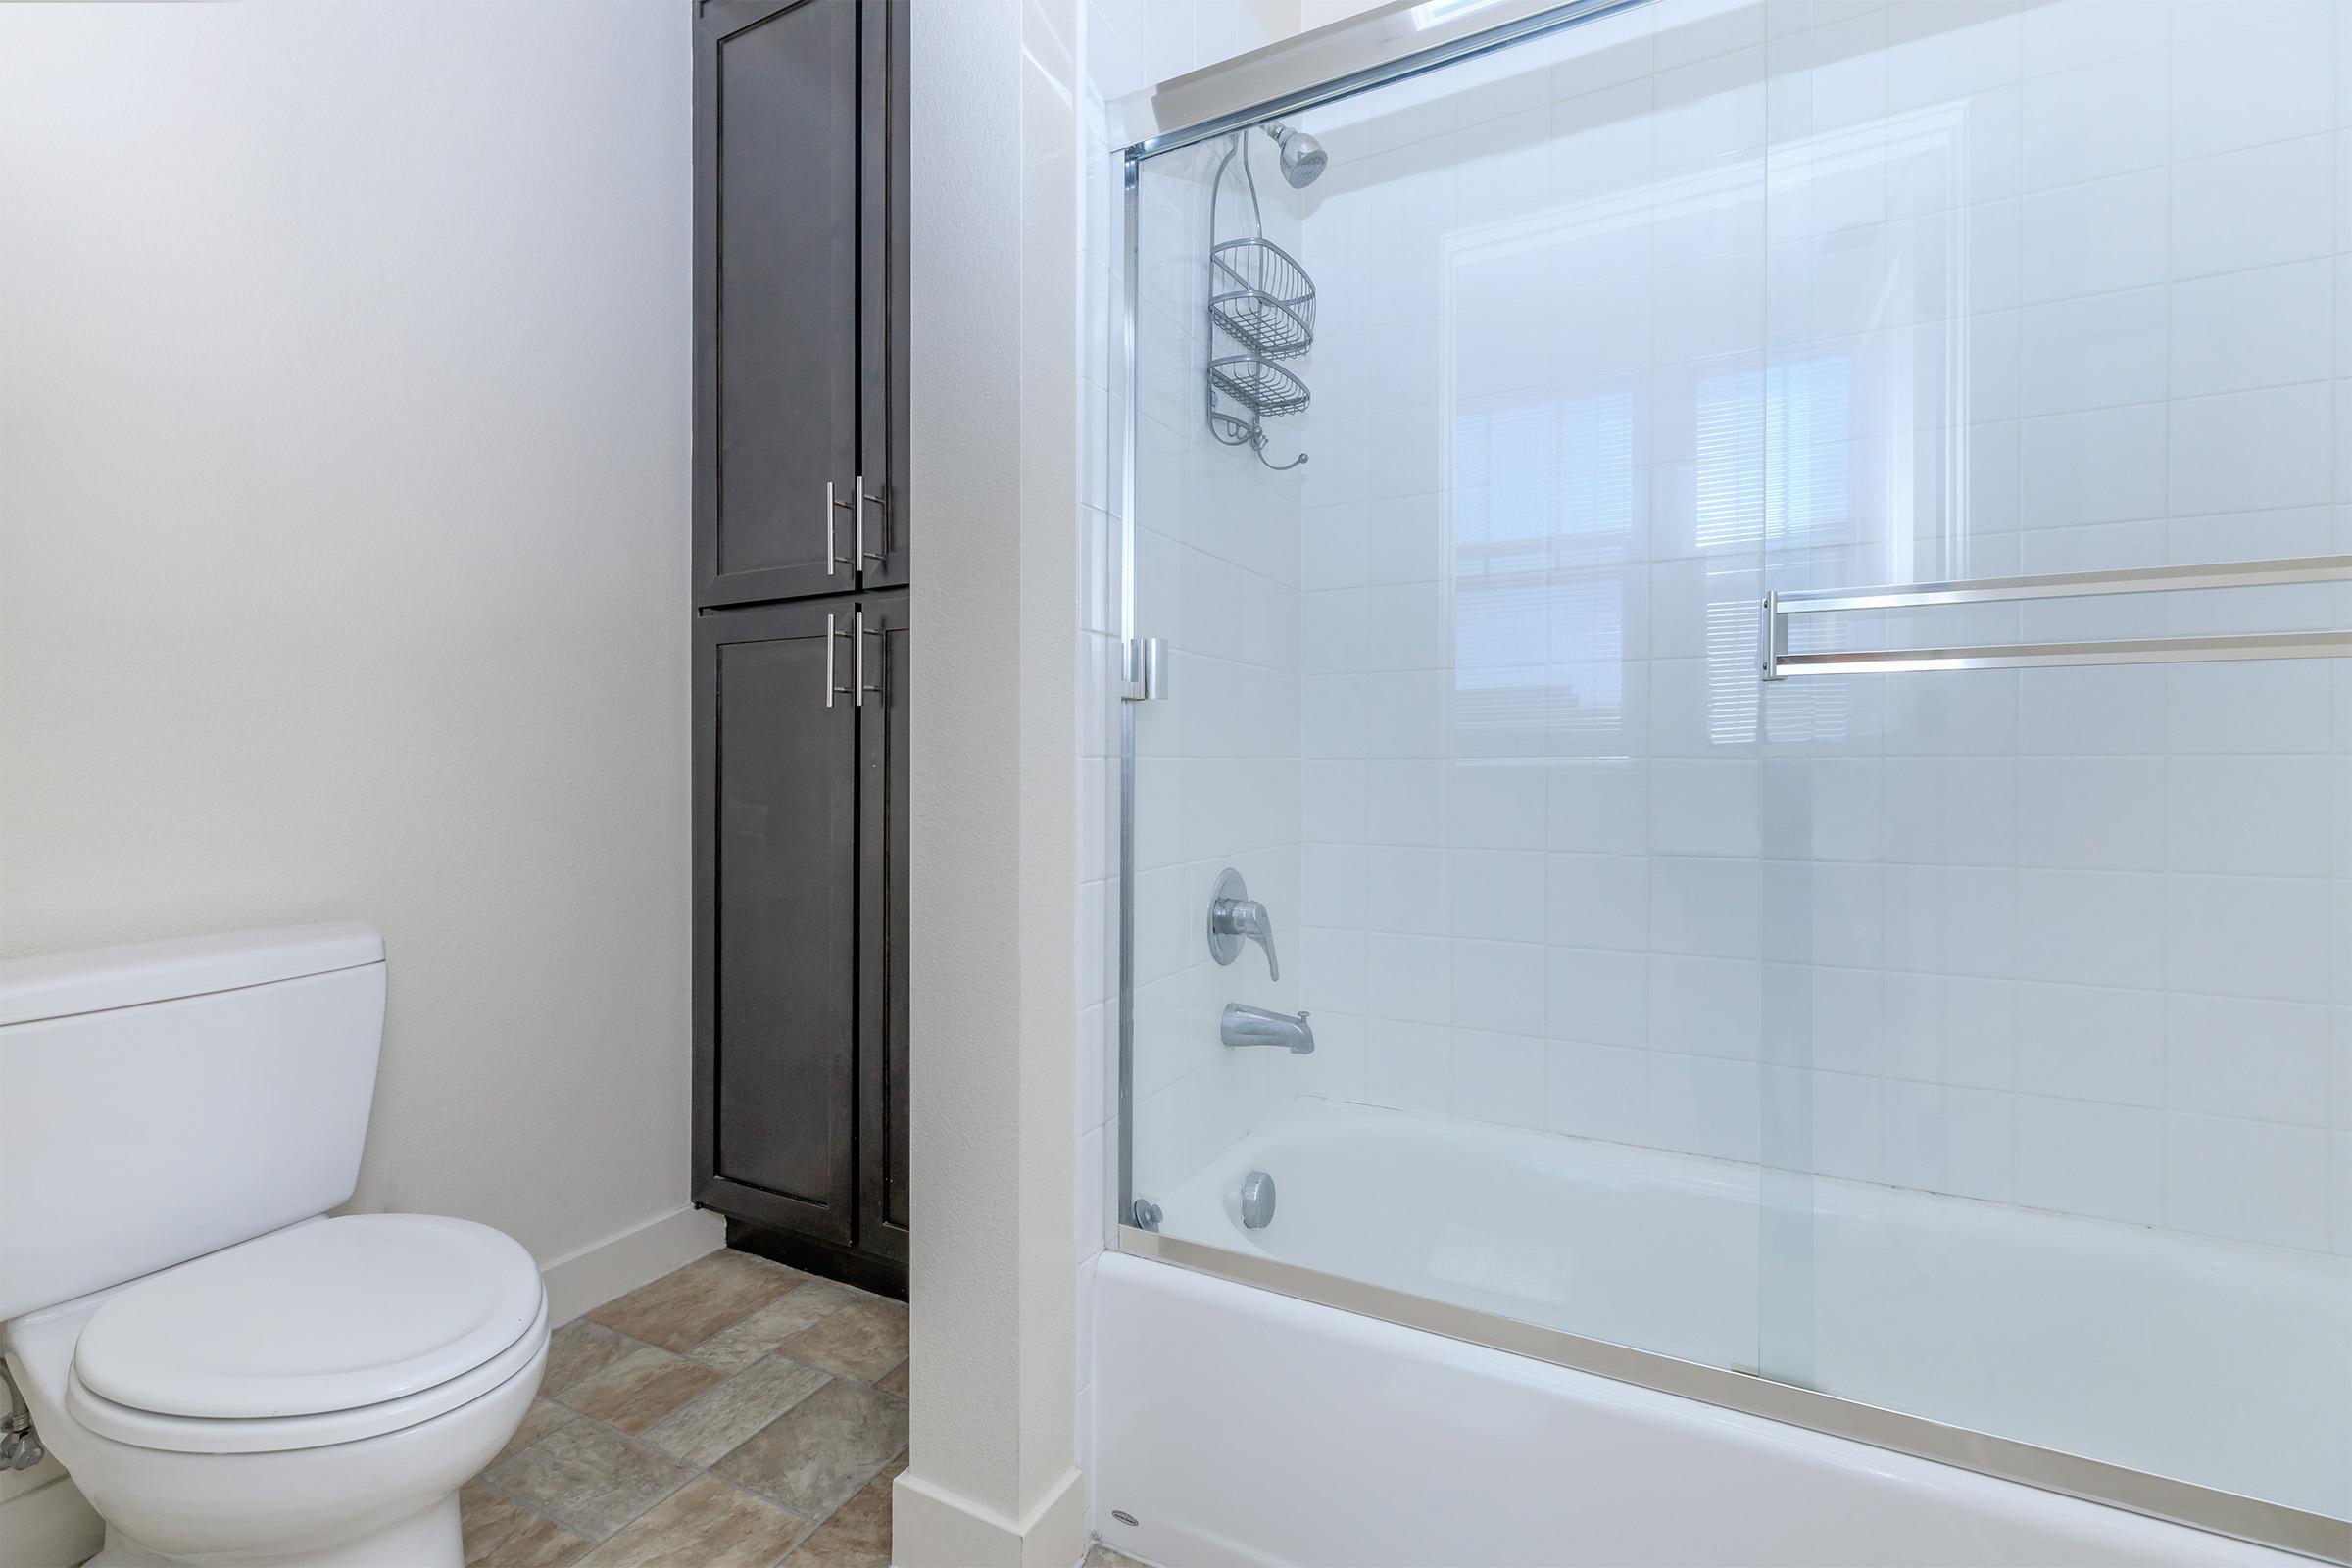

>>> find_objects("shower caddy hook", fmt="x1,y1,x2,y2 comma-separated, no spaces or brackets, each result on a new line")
1204,128,1315,471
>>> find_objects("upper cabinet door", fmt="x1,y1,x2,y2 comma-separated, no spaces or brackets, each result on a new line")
696,0,863,607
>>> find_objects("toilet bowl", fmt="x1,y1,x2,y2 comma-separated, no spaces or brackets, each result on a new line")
0,926,551,1567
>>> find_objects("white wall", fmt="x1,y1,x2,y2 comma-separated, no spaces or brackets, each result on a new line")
894,1,1086,1562
0,0,698,1285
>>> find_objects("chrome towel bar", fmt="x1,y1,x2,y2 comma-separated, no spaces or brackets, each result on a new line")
1759,555,2352,680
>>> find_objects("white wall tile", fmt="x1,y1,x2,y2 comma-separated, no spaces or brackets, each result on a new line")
1649,759,1761,856
2169,260,2333,400
2171,383,2335,515
2166,873,2338,1004
2166,992,2336,1125
1650,855,1762,958
2013,869,2167,990
2164,1111,2334,1250
2169,133,2334,279
1547,945,1650,1047
1451,1027,1547,1128
2018,402,2167,526
2168,3,2333,162
1546,1038,1650,1143
1452,939,1548,1036
1546,852,1650,950
1451,848,1546,941
2019,168,2168,304
1363,1016,1450,1113
2022,48,2168,192
2016,285,2166,419
2168,755,2337,877
1646,1052,1761,1161
1649,953,1763,1057
2017,758,2167,871
2014,1095,2165,1224
2014,981,2164,1105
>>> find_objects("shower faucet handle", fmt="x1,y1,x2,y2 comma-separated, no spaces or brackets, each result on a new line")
1206,867,1279,980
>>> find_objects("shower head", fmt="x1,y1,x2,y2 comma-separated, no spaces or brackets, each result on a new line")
1262,122,1327,188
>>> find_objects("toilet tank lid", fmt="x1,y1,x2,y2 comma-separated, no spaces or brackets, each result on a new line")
0,923,384,1027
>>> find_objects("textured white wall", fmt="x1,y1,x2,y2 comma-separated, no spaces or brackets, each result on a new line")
0,1,693,1274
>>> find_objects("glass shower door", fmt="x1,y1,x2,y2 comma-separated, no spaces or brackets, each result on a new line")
1120,0,1782,1380
1117,0,2351,1552
1755,0,2352,1522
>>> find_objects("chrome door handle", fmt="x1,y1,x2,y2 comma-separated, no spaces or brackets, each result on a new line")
854,475,887,570
825,612,854,708
825,480,857,575
854,607,883,708
827,477,887,576
827,610,881,709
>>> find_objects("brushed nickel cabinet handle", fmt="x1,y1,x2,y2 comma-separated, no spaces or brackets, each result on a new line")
855,475,887,569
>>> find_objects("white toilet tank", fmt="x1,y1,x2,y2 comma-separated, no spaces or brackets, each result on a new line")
0,923,388,1323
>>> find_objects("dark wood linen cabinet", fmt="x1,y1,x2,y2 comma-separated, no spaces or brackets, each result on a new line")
691,0,909,1296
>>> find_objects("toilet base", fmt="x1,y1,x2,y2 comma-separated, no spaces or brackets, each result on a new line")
88,1493,462,1568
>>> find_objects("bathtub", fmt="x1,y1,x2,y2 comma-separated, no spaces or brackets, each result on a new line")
1092,1100,2346,1566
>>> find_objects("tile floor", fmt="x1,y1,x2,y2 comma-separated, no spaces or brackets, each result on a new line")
464,1250,909,1568
464,1248,1151,1567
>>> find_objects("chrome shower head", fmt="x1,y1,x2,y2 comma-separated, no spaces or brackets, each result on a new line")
1262,122,1327,188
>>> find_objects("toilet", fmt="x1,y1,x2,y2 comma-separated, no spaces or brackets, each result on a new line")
0,924,550,1567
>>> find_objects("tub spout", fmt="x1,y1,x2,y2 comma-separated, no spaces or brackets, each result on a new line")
1222,1003,1314,1054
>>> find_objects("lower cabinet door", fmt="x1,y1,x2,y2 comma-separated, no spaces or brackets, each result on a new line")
696,598,860,1244
857,590,910,1261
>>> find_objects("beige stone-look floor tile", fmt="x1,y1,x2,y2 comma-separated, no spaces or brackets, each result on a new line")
494,1398,578,1467
1081,1545,1153,1568
644,1354,832,1470
779,1456,903,1568
874,1360,908,1398
483,1417,696,1543
460,1482,591,1568
544,1321,653,1399
558,1346,727,1434
574,1475,808,1568
777,1298,907,1385
685,1280,861,1374
711,1378,907,1520
590,1250,807,1353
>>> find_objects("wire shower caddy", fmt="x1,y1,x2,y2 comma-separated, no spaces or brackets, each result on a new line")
1205,132,1314,470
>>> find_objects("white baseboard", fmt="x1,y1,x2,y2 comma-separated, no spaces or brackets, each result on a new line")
538,1203,728,1326
0,1472,105,1568
891,1464,1086,1568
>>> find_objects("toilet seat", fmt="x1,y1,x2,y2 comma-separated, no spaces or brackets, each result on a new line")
65,1213,546,1455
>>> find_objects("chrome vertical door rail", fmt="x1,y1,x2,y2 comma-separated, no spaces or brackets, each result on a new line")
1760,555,2352,680
1115,151,1142,1236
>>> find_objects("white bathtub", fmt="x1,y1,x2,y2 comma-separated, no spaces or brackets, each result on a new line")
1093,1100,2346,1566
